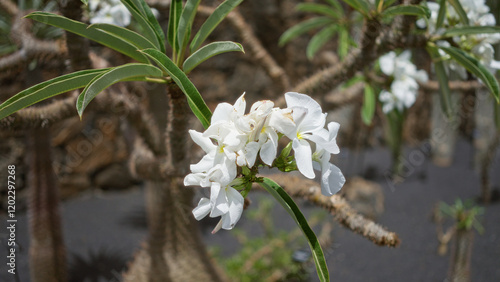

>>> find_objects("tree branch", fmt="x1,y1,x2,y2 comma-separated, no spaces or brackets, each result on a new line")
260,173,400,247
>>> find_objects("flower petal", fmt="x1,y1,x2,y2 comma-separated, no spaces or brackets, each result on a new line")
192,198,211,220
320,163,345,196
293,138,315,179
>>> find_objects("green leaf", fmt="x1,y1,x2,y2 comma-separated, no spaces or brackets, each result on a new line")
258,178,329,282
306,25,337,59
440,46,499,102
25,12,149,63
120,0,162,51
447,0,469,25
296,3,341,18
436,0,446,29
342,0,371,16
442,26,500,37
324,0,344,13
361,83,376,125
0,69,110,120
279,17,333,46
81,0,88,5
383,0,398,8
338,26,349,59
76,64,163,117
88,23,157,50
140,48,212,128
427,45,453,117
177,0,202,58
183,41,244,73
122,0,166,52
381,4,431,18
190,0,244,53
168,0,182,53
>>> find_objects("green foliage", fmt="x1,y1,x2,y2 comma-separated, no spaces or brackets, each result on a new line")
279,0,358,60
25,12,150,63
176,0,202,64
441,26,500,38
447,0,469,26
440,46,500,102
439,199,484,233
381,4,431,19
76,64,163,117
168,0,182,54
361,83,376,125
190,0,244,53
140,48,213,128
259,178,329,282
88,23,158,50
183,41,244,74
213,197,317,282
426,44,453,118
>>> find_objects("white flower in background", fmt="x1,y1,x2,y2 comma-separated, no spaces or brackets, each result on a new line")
186,92,345,230
418,0,500,74
89,0,131,27
378,51,428,113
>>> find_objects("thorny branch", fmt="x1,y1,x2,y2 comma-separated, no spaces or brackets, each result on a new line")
258,174,400,247
198,5,291,91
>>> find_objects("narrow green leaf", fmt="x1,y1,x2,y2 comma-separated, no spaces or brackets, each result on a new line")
25,12,149,63
81,0,88,5
140,48,212,128
338,26,349,59
259,177,329,282
361,83,376,125
447,0,469,25
440,46,499,102
442,26,500,37
168,0,182,52
279,17,333,46
436,0,446,29
342,0,371,15
383,0,398,8
427,45,453,117
190,0,244,53
88,23,157,50
324,0,344,13
77,63,163,117
177,0,202,55
183,41,244,73
122,0,166,52
120,0,162,50
0,69,109,120
381,4,431,18
306,25,337,59
296,3,341,18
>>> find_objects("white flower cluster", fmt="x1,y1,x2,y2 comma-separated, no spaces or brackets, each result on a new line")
378,51,428,113
89,0,132,27
185,92,345,231
417,0,500,76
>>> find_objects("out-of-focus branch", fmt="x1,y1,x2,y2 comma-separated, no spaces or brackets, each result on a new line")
0,11,66,77
198,5,291,91
324,81,365,109
419,80,485,92
261,173,400,247
295,9,428,96
129,137,175,181
0,0,19,16
480,129,500,204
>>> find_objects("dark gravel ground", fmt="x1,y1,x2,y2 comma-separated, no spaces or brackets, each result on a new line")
1,138,499,282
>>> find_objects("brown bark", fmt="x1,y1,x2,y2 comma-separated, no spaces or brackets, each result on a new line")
27,128,67,282
448,228,473,282
123,84,228,281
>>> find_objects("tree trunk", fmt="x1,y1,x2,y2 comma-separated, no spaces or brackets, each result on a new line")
123,84,228,281
28,128,67,282
448,228,473,282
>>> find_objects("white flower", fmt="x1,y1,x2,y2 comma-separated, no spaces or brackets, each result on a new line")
311,122,345,196
284,92,326,179
378,51,428,113
191,182,244,232
89,0,131,27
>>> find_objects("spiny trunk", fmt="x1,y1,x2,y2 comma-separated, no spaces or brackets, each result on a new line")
124,84,228,281
448,228,473,282
28,128,67,282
